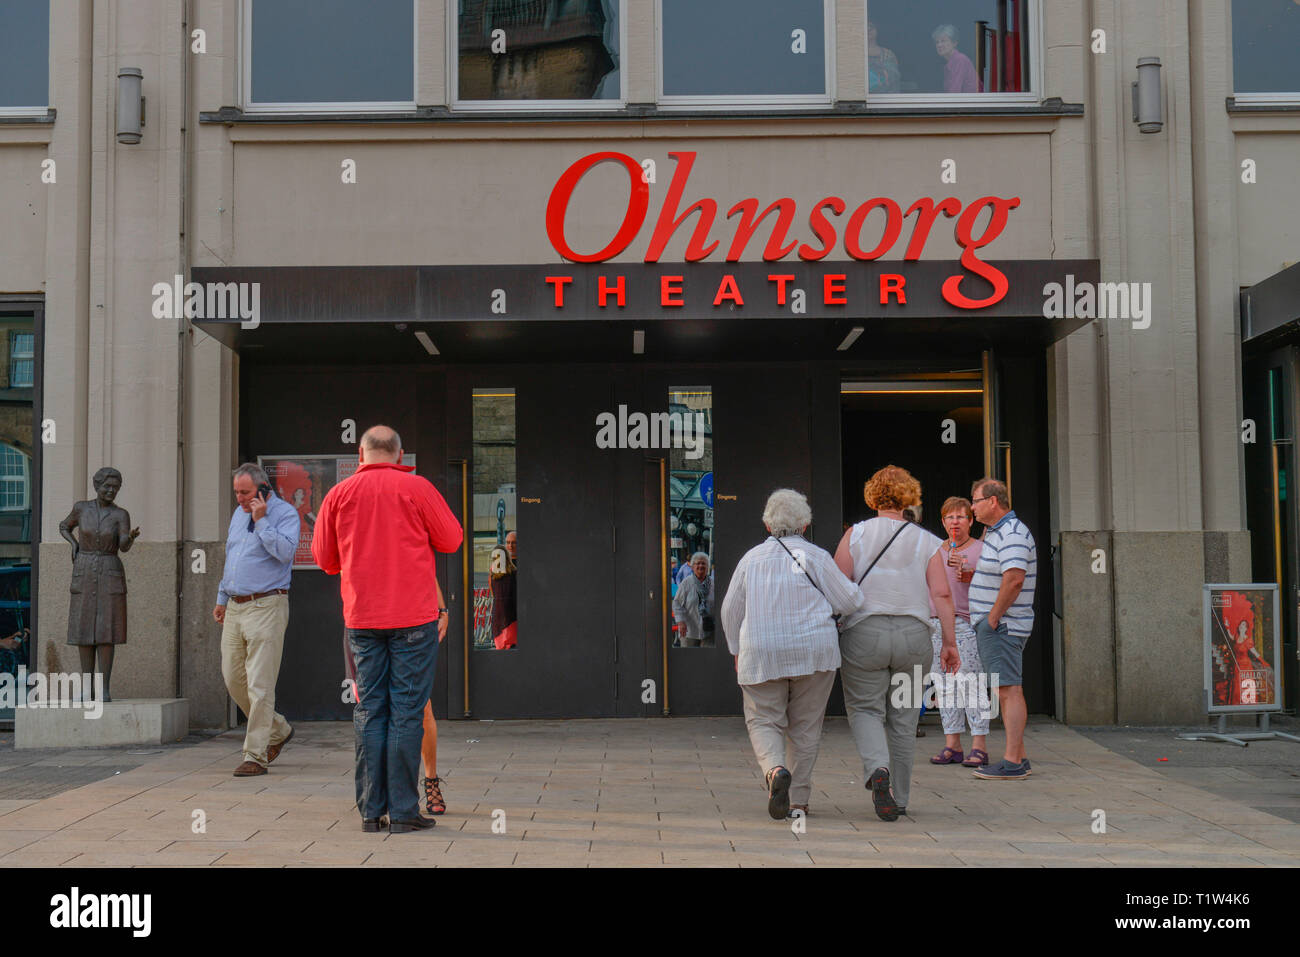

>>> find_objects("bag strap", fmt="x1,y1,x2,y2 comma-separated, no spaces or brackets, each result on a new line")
856,521,910,586
772,536,834,608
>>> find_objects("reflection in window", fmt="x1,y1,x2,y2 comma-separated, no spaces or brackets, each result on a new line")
0,315,34,721
8,333,33,388
1232,0,1300,94
867,1,1032,95
661,0,826,98
0,1,48,110
249,0,414,106
668,388,714,648
473,389,517,650
458,0,620,101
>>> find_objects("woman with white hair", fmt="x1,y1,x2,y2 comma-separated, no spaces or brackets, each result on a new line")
672,551,715,647
721,489,865,820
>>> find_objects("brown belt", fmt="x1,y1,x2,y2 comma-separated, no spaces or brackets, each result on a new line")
229,589,288,604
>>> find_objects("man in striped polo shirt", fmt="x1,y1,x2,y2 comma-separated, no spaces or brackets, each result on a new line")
966,478,1036,781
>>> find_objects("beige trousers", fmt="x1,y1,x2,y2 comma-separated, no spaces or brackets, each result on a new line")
221,594,292,767
740,670,836,806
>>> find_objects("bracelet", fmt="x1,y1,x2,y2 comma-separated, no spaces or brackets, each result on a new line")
438,607,448,616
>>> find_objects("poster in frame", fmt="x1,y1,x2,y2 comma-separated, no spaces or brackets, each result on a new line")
1203,583,1282,713
258,454,415,570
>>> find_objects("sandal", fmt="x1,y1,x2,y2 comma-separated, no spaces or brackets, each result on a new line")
961,749,989,768
766,766,792,821
930,747,964,765
422,775,446,815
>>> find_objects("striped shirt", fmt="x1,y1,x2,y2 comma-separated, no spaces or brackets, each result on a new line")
967,511,1037,637
720,536,865,686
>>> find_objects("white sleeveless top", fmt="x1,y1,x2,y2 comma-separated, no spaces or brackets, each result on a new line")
840,517,942,629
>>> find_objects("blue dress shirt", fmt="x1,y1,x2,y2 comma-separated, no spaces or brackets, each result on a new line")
217,493,301,604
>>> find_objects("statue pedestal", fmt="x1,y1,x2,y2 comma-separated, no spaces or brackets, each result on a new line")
14,697,189,749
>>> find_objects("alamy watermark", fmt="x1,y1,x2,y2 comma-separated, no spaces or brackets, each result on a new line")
1042,274,1151,330
890,664,1001,720
595,405,706,459
151,275,261,329
0,667,105,719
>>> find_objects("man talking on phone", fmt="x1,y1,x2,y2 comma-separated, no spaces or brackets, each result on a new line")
214,463,301,776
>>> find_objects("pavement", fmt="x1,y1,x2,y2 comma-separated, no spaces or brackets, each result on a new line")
1,715,1299,867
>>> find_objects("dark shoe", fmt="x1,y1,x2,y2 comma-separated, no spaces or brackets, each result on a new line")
972,759,1031,780
267,725,294,763
361,816,389,833
868,767,900,821
233,760,267,777
423,775,446,815
766,767,792,821
961,748,990,768
930,747,964,765
389,816,437,833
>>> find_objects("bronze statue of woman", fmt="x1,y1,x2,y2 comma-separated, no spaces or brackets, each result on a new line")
59,467,140,702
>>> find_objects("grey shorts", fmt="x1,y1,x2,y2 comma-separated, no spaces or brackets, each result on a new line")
974,616,1028,688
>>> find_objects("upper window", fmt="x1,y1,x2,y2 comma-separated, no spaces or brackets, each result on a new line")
454,0,622,108
658,0,830,105
1232,0,1300,98
245,0,415,111
0,1,48,114
7,333,33,389
866,0,1035,101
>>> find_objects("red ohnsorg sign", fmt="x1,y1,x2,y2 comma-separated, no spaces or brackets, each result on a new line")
545,150,1021,309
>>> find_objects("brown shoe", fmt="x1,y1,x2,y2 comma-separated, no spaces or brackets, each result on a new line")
267,725,294,763
233,760,267,777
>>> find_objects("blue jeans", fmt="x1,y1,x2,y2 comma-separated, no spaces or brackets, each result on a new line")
347,621,439,822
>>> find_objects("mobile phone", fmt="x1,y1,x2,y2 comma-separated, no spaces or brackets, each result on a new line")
256,482,273,501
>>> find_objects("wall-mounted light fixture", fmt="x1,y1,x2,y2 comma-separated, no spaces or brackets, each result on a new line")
1132,57,1163,133
117,67,144,144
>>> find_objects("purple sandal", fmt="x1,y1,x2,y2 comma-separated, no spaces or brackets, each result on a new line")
962,748,989,767
930,747,964,765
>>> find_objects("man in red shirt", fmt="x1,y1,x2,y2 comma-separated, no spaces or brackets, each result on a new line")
312,425,462,833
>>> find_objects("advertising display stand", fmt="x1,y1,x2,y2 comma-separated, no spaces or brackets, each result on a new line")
1178,584,1300,747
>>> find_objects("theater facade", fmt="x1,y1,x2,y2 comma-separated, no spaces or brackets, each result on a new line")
6,1,1296,729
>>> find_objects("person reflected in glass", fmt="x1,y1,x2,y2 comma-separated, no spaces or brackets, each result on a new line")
490,531,517,650
672,552,715,648
721,489,865,820
868,20,902,92
933,24,979,93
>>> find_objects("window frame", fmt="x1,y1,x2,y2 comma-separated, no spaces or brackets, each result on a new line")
449,0,627,112
655,0,835,109
241,0,419,114
862,0,1042,109
0,0,50,116
1230,1,1300,104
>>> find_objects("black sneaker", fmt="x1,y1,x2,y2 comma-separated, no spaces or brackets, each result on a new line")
868,767,901,822
766,767,792,820
389,816,437,833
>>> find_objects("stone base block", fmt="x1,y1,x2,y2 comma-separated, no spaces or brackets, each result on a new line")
14,698,189,748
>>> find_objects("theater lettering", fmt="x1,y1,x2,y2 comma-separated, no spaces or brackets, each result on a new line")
545,151,1021,310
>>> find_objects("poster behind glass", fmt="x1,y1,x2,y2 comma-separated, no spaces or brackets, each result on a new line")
473,389,517,650
668,387,714,648
1204,584,1281,713
259,454,414,570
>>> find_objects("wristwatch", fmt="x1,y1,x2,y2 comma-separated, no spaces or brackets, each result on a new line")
438,607,448,617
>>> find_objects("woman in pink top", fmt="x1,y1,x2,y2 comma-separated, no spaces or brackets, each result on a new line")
933,24,979,94
928,497,992,768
